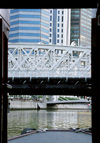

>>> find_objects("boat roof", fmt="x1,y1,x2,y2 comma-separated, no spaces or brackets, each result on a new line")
8,130,92,143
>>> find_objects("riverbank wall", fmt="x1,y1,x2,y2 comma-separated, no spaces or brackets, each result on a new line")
9,100,47,110
9,99,91,110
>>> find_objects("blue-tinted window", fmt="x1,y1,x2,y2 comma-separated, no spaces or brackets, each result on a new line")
50,10,52,13
58,16,60,21
50,23,52,26
61,40,63,43
58,11,60,14
50,16,52,21
57,29,59,32
57,39,59,43
57,34,59,38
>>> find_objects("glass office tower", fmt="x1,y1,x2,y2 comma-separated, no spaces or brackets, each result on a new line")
70,9,92,47
9,9,49,44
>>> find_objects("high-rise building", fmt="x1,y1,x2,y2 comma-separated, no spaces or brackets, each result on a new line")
9,9,92,46
9,9,71,46
70,9,92,46
9,9,49,44
49,9,71,46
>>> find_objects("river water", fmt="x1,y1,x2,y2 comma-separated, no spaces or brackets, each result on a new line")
8,109,91,139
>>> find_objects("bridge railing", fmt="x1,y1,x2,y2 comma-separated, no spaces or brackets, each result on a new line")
8,43,91,78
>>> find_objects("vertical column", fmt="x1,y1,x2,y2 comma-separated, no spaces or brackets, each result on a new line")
92,2,99,143
2,31,8,143
0,19,8,143
0,18,3,143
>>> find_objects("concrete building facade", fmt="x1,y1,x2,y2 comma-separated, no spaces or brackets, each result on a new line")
49,9,71,46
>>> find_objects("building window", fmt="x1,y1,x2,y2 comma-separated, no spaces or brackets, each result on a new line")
57,29,60,32
58,16,60,21
58,10,60,14
57,34,59,38
62,11,64,14
62,16,63,22
50,10,52,13
61,50,63,54
50,23,52,26
61,40,63,43
58,23,60,27
50,28,52,32
62,23,63,27
50,16,52,21
57,39,59,43
61,34,63,38
55,49,59,54
61,29,63,32
49,39,51,42
71,14,80,18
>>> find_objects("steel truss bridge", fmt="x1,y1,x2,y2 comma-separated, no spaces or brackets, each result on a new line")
8,43,92,95
8,43,91,78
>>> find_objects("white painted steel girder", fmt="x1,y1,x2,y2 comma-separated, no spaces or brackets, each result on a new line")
8,43,91,78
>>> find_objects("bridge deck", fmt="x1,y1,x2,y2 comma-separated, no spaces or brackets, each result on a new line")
7,77,92,95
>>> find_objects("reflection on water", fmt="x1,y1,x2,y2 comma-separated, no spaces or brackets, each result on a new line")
8,109,91,139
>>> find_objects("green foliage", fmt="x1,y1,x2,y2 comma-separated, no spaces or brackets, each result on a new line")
58,96,79,101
